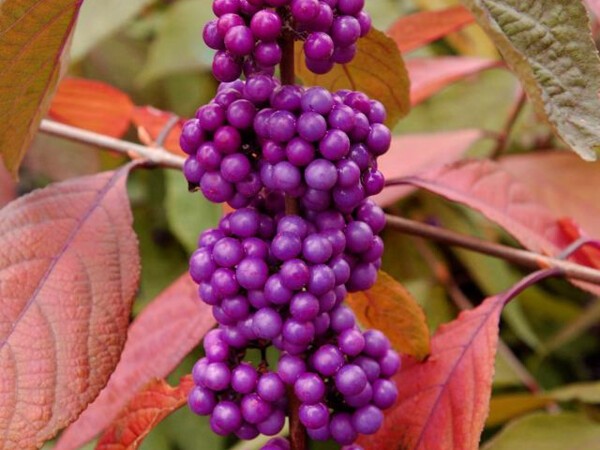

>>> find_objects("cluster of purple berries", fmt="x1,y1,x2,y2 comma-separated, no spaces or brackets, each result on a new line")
184,2,398,448
187,200,398,446
181,77,390,214
203,0,371,82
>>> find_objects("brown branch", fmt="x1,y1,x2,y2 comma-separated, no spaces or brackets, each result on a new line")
385,214,600,286
411,237,542,393
39,119,185,170
491,86,527,159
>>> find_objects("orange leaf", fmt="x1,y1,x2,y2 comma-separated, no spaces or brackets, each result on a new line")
374,130,483,207
359,294,503,450
49,78,134,138
132,107,185,155
407,57,501,106
95,377,194,450
0,0,83,177
347,272,430,361
388,6,475,53
0,167,140,449
296,29,410,129
55,274,215,450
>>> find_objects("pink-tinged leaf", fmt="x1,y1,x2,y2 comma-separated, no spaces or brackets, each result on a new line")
0,162,17,208
0,167,140,449
403,160,567,256
401,160,600,294
359,294,504,450
388,6,475,53
407,57,501,106
585,0,600,17
49,78,134,138
56,274,215,450
374,130,483,207
131,107,185,156
95,376,194,450
0,0,84,177
500,152,600,239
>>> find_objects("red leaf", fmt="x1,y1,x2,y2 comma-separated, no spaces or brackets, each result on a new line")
374,130,483,207
55,274,215,450
132,107,185,155
359,294,503,450
557,219,600,269
49,78,134,138
388,6,475,53
0,168,140,449
95,376,194,450
407,57,501,106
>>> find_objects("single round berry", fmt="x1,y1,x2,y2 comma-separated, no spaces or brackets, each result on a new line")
299,402,329,429
189,386,217,415
211,401,243,435
231,363,258,394
294,372,326,404
312,344,344,376
335,364,367,396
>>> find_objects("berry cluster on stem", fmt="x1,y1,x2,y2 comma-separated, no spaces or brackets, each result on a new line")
181,2,399,449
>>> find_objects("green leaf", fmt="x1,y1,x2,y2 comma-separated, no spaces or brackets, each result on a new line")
164,170,220,253
71,0,154,61
460,0,600,161
138,0,214,85
295,28,410,129
483,412,600,450
0,0,84,176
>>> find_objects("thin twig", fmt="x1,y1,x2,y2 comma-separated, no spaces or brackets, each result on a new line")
39,120,600,289
39,119,185,170
411,238,542,393
385,215,600,286
491,86,527,159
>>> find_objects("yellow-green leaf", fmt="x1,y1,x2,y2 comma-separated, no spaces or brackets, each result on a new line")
460,0,600,161
487,393,552,427
483,412,600,450
295,28,410,129
551,381,600,404
347,271,430,360
0,0,83,177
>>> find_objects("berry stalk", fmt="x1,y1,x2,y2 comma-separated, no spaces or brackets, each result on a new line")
279,28,306,450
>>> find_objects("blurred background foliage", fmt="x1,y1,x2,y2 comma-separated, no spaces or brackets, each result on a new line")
30,0,599,448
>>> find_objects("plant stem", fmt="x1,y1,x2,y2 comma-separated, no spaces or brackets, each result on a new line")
491,86,527,159
279,24,306,450
385,214,600,286
411,237,543,392
39,119,185,170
